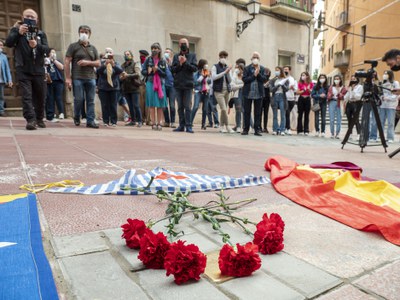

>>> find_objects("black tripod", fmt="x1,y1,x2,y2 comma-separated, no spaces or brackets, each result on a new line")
388,145,400,158
342,84,388,153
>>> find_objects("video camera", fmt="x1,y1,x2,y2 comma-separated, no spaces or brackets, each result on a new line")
355,60,378,81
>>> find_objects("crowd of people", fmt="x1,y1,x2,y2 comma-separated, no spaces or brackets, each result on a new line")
1,8,400,143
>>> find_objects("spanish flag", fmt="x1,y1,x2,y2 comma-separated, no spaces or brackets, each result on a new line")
265,156,400,246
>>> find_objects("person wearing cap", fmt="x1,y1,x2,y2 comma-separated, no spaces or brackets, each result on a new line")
171,38,197,133
65,25,100,128
141,42,167,130
4,8,48,130
139,50,149,66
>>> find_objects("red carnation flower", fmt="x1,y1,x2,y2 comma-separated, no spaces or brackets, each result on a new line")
121,218,151,249
218,242,261,277
253,213,285,255
164,240,207,285
138,231,171,269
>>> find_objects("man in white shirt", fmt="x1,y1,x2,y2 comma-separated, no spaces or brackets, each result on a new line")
283,66,298,135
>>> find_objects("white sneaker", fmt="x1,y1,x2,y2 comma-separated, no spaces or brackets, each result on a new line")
321,132,325,138
250,128,254,134
284,129,288,134
220,127,227,133
280,132,285,136
50,118,59,123
388,139,394,143
315,132,320,137
59,113,64,119
236,127,242,133
272,131,277,135
287,129,292,135
226,126,235,133
304,132,309,136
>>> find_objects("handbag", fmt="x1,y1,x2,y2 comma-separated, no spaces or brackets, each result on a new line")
45,73,52,84
311,102,320,112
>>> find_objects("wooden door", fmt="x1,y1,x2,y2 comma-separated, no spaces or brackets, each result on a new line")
0,0,40,109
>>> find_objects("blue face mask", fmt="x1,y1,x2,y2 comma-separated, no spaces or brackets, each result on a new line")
164,53,170,60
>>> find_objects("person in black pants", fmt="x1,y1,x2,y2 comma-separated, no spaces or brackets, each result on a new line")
261,68,271,133
5,8,49,130
241,52,268,136
296,71,314,135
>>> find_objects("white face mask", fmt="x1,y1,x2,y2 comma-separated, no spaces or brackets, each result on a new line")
51,53,56,59
204,64,209,70
275,71,281,77
319,78,326,83
334,79,340,85
301,75,307,81
164,53,170,60
79,33,89,42
234,69,240,75
382,74,389,80
219,58,227,65
252,58,259,65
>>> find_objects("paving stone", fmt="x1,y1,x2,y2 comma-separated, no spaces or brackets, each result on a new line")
103,228,143,271
52,231,109,257
235,205,400,278
60,252,149,300
261,252,342,298
220,271,304,300
354,260,400,300
171,231,221,253
137,269,230,300
316,285,377,300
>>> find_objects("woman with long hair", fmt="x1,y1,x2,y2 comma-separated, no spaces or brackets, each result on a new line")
327,75,347,139
296,71,314,135
311,74,328,137
141,42,168,130
343,75,363,138
379,70,399,143
269,67,289,135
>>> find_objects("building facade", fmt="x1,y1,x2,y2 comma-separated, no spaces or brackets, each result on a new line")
0,0,315,116
319,0,400,84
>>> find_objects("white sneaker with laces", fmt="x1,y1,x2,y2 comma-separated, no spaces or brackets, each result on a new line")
287,129,292,135
236,127,242,133
220,127,228,133
59,113,64,119
280,132,285,136
226,126,234,133
50,118,59,123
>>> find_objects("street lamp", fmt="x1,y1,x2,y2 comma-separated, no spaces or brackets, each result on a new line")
236,0,261,38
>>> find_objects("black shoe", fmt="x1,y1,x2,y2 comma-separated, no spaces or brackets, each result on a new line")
201,126,207,130
241,131,249,135
26,121,37,130
36,120,46,128
74,118,80,126
186,127,194,133
173,126,184,132
254,131,262,136
86,122,99,129
206,124,213,128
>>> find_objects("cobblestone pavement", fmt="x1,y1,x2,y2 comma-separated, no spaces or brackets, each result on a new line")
1,117,399,300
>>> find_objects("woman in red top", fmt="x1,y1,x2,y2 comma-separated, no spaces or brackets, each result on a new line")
296,71,314,135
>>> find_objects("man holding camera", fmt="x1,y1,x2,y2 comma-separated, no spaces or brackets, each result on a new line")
65,25,100,128
383,49,400,96
171,38,197,133
5,8,49,130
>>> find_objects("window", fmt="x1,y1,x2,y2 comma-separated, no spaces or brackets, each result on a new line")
278,54,291,67
331,45,334,59
328,48,331,62
172,41,196,54
361,25,367,44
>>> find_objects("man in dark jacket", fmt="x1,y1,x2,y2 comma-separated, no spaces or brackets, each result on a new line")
242,52,268,136
5,8,49,130
171,38,197,133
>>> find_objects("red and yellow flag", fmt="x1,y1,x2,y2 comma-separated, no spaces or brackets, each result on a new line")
265,156,400,245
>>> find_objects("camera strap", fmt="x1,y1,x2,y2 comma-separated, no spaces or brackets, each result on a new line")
80,44,94,61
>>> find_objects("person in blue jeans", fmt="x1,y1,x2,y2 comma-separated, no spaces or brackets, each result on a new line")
46,48,64,121
327,75,347,139
311,74,329,137
206,92,219,128
171,38,197,133
191,59,211,129
269,67,289,135
163,48,176,128
65,25,100,128
0,40,13,117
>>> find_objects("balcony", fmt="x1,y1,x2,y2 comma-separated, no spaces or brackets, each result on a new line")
269,0,313,21
337,11,350,30
334,49,351,68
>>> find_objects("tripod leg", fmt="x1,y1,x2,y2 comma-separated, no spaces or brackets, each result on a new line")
388,146,400,158
341,102,361,148
359,100,371,148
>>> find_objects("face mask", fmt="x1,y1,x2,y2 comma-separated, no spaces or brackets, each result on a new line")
234,69,240,75
180,44,188,52
219,58,227,65
124,55,132,61
51,53,56,59
252,58,259,65
301,76,307,81
275,71,281,77
284,71,289,76
350,80,358,85
334,80,340,85
151,50,159,57
382,74,389,80
140,55,146,64
79,33,89,42
319,78,326,84
391,65,400,71
164,53,169,60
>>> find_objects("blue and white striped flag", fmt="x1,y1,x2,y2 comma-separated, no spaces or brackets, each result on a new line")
47,168,270,195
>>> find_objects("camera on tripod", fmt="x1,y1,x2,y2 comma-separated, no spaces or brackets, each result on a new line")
355,60,378,82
